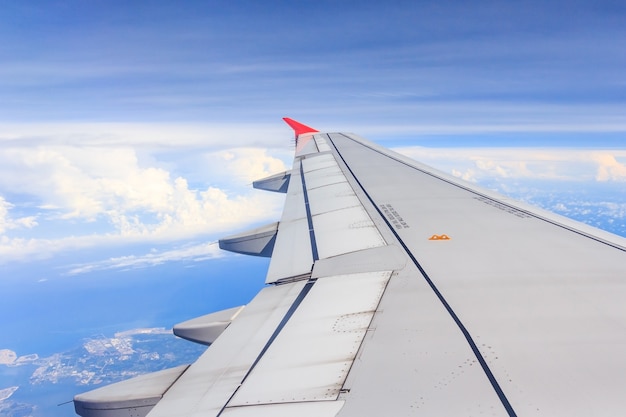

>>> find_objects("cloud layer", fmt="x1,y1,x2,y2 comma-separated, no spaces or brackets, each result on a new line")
1,123,625,268
0,124,292,263
395,147,626,183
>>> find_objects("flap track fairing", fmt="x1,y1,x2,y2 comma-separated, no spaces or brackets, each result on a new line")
253,171,291,193
218,222,278,257
73,365,189,417
173,305,245,345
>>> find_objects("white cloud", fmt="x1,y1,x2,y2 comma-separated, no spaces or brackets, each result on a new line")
202,148,291,186
0,197,37,234
67,241,224,275
0,125,293,263
394,147,626,183
0,146,287,231
591,152,626,182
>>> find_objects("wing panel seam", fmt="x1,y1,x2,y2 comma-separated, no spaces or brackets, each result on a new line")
300,161,320,261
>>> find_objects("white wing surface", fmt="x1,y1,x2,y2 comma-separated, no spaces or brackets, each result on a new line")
75,119,626,417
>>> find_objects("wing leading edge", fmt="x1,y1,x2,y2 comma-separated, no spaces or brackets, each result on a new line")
75,119,626,417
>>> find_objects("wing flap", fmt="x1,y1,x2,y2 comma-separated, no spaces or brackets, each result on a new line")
265,143,387,282
306,181,360,214
265,160,313,283
265,218,313,283
146,281,307,417
301,154,386,259
227,271,392,406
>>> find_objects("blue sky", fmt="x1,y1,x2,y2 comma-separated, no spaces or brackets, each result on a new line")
0,1,625,314
2,1,624,127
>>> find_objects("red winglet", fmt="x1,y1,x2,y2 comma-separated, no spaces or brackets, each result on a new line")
283,117,318,137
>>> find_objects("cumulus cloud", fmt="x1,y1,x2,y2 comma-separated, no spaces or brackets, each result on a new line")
592,152,626,182
201,148,291,186
0,146,287,233
0,124,293,264
0,197,37,234
394,147,626,183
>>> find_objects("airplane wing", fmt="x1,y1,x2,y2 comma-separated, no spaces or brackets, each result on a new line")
74,119,626,417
